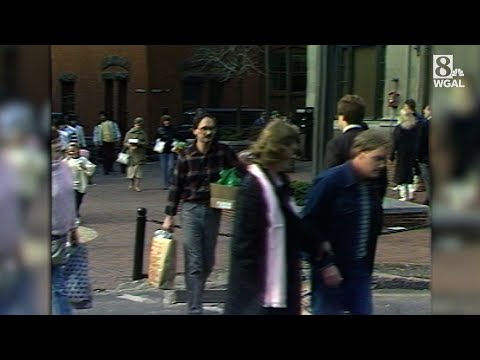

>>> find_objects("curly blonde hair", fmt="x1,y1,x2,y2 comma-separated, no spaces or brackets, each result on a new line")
398,108,416,129
250,119,300,167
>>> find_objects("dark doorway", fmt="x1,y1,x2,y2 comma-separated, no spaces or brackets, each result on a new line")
117,79,128,136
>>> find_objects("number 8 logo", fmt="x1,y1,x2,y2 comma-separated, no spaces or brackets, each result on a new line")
435,56,451,77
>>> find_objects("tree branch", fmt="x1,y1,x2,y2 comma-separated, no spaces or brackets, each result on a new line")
186,45,264,82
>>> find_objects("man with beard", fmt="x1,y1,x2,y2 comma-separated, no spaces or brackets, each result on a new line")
162,111,241,315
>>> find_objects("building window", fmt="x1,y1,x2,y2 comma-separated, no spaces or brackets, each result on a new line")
270,46,306,93
271,49,286,91
60,80,75,114
290,48,306,93
336,45,386,120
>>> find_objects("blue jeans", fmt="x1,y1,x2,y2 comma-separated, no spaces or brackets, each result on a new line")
159,153,176,188
181,202,221,313
51,265,73,315
311,260,372,315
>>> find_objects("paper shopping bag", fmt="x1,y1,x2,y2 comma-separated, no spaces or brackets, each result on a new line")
148,232,176,290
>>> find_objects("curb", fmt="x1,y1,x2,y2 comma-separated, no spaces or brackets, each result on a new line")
373,273,430,290
109,272,430,307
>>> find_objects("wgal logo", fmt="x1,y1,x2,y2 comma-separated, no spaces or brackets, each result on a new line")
433,55,465,88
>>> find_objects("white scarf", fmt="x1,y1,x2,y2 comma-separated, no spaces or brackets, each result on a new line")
248,164,287,308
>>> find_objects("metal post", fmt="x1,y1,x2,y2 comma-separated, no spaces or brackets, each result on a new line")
265,44,270,118
132,207,147,280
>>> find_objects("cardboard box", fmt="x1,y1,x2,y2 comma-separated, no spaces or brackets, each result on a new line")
210,183,238,210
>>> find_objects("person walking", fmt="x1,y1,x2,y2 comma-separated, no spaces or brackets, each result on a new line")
51,127,79,315
63,142,96,224
93,111,121,175
161,111,241,315
123,117,148,192
303,130,390,315
224,120,340,315
156,115,179,190
391,108,419,201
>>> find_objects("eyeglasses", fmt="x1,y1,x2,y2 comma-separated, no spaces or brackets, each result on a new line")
198,126,216,132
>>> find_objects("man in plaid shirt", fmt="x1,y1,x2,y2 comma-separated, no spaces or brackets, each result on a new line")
162,111,240,315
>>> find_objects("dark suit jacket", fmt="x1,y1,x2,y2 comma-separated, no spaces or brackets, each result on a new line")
416,118,430,165
324,127,364,168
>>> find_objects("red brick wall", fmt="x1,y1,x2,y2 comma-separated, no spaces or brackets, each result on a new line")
51,45,148,137
17,45,50,108
146,45,193,136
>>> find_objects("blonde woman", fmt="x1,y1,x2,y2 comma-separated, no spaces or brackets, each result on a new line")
390,108,419,201
224,119,339,315
124,117,148,191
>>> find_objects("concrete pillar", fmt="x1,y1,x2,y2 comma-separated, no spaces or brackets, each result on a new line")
307,45,336,177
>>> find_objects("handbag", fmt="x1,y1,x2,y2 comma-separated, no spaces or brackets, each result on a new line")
64,243,93,309
154,139,166,153
116,152,129,165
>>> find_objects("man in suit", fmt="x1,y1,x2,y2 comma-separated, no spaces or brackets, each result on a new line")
303,129,391,315
324,94,387,199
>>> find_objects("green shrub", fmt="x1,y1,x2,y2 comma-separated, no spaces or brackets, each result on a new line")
290,180,311,206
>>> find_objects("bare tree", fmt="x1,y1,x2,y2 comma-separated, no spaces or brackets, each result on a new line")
186,45,264,132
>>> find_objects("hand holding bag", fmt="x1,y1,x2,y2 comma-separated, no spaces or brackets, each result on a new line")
154,139,166,153
51,235,70,266
116,152,129,165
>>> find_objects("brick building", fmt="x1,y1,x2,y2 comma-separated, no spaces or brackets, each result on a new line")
51,45,308,139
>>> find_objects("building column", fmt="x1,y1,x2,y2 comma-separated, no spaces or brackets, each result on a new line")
307,45,336,177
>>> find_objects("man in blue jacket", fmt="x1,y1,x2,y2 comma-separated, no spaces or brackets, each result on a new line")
303,129,390,315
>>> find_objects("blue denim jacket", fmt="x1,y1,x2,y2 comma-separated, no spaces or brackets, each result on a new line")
302,162,383,275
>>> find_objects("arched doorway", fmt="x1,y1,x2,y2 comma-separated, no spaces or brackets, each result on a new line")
101,56,130,136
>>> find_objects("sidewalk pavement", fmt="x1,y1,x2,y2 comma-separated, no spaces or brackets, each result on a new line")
78,159,431,314
78,287,431,315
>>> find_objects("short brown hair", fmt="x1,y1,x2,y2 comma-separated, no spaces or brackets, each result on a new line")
134,117,144,125
351,129,390,155
250,119,300,167
161,115,172,122
337,94,366,125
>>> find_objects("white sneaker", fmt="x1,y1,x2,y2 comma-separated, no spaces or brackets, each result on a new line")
392,185,400,191
408,185,415,200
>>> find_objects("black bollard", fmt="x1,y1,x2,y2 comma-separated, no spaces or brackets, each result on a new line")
132,207,147,280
